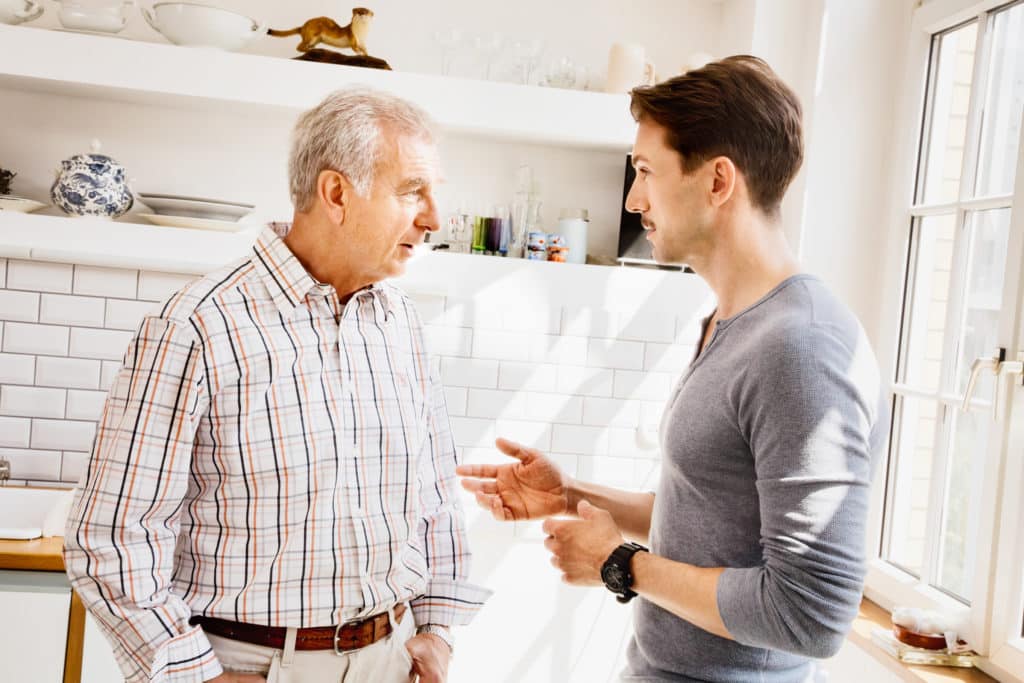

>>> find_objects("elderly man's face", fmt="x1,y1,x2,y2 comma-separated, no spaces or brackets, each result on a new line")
345,129,441,282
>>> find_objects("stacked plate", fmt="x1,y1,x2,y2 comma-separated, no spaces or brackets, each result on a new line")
0,196,47,213
137,193,255,232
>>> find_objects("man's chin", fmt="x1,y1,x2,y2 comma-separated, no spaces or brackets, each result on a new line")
649,246,686,268
649,245,668,265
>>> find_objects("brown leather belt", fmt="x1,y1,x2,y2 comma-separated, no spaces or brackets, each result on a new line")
191,604,406,652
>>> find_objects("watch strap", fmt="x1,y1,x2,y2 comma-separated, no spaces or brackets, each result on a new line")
602,542,648,603
417,623,454,652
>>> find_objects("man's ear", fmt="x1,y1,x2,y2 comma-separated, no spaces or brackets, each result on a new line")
707,156,738,209
316,169,353,225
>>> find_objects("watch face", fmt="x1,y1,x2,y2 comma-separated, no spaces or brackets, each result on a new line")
602,564,626,592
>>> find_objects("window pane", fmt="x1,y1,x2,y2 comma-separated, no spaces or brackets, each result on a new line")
901,215,957,392
954,209,1012,395
884,395,943,576
936,408,988,601
919,22,979,205
974,2,1024,197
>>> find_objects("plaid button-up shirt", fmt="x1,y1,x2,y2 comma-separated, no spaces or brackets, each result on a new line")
64,227,490,682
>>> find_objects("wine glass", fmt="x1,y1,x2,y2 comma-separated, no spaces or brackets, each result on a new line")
472,32,505,80
540,57,579,89
509,38,544,84
433,28,464,76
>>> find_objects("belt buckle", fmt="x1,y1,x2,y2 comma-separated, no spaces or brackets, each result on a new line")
334,620,362,656
333,613,375,656
333,606,400,656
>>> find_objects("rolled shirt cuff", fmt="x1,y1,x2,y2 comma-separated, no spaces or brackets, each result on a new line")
409,578,493,628
152,625,223,683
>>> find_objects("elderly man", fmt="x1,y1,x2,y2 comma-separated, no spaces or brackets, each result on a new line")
64,88,490,683
458,56,886,682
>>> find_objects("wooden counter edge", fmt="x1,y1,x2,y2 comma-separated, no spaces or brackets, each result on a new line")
0,536,65,571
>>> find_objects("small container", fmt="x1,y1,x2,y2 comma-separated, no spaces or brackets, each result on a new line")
51,140,134,218
557,208,589,264
498,216,511,255
446,208,472,253
548,233,566,247
471,216,486,253
527,231,547,250
484,217,502,253
547,245,569,262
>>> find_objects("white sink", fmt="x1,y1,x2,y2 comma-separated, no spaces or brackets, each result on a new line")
0,487,73,540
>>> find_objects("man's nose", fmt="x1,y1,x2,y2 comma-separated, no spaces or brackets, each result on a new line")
419,194,441,232
625,180,646,214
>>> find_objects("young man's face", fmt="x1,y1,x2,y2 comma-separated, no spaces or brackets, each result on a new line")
625,119,715,266
342,130,441,283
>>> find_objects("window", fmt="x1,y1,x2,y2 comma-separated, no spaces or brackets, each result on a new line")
874,1,1024,679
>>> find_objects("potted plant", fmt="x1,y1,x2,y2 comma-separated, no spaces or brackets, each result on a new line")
0,167,47,213
0,168,15,196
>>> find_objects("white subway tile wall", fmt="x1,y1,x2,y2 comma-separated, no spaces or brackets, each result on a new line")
73,265,137,298
8,260,73,293
0,416,31,448
35,356,101,390
0,257,701,487
39,294,105,327
0,290,40,323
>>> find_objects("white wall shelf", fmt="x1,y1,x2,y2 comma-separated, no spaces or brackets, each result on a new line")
0,212,704,310
0,24,636,151
0,212,257,274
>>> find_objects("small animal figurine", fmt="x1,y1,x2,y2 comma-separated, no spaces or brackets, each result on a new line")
268,8,374,55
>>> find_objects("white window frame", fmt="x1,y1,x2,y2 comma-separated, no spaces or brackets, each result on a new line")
866,0,1024,680
986,133,1024,683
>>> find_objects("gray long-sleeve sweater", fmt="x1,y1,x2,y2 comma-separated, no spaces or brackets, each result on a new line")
625,275,887,682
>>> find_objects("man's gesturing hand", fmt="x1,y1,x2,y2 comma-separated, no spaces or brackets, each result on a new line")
456,438,570,521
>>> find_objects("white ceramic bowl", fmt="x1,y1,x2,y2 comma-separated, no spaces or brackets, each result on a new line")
0,0,44,25
143,2,262,51
56,0,132,33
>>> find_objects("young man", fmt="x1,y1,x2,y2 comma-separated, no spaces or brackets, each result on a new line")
64,88,490,683
458,56,886,681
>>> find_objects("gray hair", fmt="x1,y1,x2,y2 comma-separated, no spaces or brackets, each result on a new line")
288,87,435,212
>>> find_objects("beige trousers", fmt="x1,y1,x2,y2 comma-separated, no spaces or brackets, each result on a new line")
207,607,416,683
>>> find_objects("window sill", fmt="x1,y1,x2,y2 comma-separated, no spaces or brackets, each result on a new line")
848,599,997,683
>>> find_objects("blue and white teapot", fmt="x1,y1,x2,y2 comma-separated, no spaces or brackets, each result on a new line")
51,140,134,218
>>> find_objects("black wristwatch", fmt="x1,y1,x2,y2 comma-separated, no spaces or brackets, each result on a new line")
600,542,648,603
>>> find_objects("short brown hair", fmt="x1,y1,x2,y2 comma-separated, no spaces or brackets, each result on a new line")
629,55,803,217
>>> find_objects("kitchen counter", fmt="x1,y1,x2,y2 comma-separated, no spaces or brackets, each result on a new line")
0,536,64,571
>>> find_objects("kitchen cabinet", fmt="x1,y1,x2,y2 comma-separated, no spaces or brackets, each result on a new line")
81,612,122,683
0,540,121,683
0,570,72,683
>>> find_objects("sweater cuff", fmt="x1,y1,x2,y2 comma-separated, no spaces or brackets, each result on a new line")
715,566,762,647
